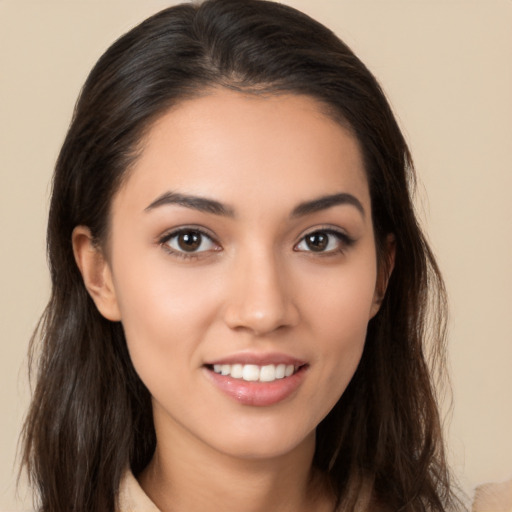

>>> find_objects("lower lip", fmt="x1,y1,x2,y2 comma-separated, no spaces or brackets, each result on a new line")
204,366,308,407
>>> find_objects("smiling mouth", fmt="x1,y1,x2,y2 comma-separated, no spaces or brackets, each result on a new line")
205,363,305,383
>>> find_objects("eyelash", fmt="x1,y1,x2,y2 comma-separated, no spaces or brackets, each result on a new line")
158,227,355,260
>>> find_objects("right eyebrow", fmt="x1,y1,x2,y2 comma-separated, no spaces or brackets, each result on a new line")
144,191,235,217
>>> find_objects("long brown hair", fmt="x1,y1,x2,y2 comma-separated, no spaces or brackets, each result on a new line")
22,1,458,510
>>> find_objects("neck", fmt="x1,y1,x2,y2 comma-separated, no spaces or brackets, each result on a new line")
138,425,332,512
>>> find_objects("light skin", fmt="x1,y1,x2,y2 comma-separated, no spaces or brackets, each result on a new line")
73,89,394,512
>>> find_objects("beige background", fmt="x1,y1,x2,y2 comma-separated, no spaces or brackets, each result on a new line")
1,1,511,510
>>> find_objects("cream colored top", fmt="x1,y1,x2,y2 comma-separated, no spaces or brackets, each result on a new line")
118,471,160,512
117,470,512,512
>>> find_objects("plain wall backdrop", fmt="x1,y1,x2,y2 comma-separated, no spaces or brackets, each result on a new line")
1,1,511,510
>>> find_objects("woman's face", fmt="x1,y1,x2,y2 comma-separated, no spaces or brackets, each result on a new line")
104,89,382,461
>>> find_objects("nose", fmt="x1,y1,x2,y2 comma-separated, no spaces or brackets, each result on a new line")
223,249,300,336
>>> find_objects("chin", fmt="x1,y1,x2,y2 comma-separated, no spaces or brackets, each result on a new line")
202,416,317,462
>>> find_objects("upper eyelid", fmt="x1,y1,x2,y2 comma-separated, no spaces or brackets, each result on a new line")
297,229,350,244
157,225,218,243
297,225,351,240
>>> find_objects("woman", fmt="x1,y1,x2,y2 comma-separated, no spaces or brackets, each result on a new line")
21,0,459,510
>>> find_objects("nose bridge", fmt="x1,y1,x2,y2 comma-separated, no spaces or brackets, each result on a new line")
223,242,298,335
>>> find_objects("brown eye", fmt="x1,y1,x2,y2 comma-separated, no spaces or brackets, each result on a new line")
305,233,328,252
162,229,218,255
295,229,353,254
177,231,202,251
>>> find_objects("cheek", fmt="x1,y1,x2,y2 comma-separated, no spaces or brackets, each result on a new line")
110,252,225,375
300,255,377,339
298,255,377,395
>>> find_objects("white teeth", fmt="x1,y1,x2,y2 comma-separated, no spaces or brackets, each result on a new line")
259,364,275,382
210,363,300,382
231,364,243,379
242,364,260,381
275,364,286,379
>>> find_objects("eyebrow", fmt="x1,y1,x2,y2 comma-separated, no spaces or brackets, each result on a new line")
144,190,365,218
291,193,365,218
144,191,235,216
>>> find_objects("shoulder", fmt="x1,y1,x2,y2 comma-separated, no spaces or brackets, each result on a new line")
472,479,512,512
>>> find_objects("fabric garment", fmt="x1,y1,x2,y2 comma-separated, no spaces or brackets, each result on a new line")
117,471,161,512
115,470,372,512
117,469,512,512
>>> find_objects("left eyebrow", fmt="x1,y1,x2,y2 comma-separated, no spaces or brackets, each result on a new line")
144,191,235,217
291,192,366,218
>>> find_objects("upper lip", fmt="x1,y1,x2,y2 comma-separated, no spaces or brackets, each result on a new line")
204,352,307,367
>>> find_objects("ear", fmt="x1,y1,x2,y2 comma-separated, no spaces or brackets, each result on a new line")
72,226,121,321
369,234,396,319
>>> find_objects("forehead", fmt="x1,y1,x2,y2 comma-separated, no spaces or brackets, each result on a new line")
113,89,370,217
